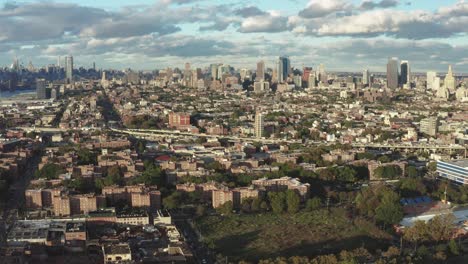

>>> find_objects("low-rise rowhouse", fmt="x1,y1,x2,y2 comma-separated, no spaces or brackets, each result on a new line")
437,159,468,184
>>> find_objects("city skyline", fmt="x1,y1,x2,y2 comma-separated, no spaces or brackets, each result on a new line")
0,0,467,72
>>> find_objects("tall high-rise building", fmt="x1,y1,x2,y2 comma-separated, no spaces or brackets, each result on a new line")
254,112,264,138
444,65,456,91
386,57,399,89
254,81,270,93
36,79,47,99
256,60,265,81
426,71,437,90
308,72,317,89
240,68,249,81
277,56,290,83
433,76,441,92
293,75,302,88
420,117,439,137
318,64,327,84
65,55,73,83
363,69,370,86
400,60,410,87
210,64,218,80
302,67,312,82
217,64,230,81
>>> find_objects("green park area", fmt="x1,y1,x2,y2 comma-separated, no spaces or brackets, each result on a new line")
196,208,392,262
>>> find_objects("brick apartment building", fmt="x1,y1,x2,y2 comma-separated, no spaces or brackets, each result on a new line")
168,112,191,128
102,185,161,212
176,182,221,201
25,188,62,209
251,177,310,201
212,187,260,209
26,185,160,216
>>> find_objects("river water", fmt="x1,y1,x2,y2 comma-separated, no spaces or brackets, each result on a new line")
0,89,35,98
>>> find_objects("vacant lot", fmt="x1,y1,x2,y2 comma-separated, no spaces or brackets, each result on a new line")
196,208,392,261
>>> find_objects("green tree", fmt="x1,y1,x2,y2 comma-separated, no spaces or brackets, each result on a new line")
269,192,286,214
374,165,403,179
306,197,322,211
103,165,124,186
241,198,252,213
251,198,261,212
406,166,418,178
427,162,437,172
137,141,146,153
355,188,380,218
404,220,429,251
163,191,185,209
377,155,391,163
217,201,234,215
132,162,162,186
448,239,459,255
375,202,403,228
286,190,300,214
399,178,427,197
260,201,269,212
35,163,65,180
196,204,206,217
77,148,97,165
427,214,456,242
333,166,358,182
65,177,94,193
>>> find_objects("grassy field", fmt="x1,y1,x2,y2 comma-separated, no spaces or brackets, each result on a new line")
196,208,392,261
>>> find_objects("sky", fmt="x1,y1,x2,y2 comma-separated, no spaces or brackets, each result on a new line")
0,0,467,73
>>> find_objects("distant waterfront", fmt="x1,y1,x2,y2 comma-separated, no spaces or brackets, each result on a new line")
0,89,35,100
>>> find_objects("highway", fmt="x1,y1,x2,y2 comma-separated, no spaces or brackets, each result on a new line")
15,126,467,154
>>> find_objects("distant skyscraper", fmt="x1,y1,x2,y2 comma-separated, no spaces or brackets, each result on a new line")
240,68,249,81
318,64,327,84
363,69,370,86
308,72,317,89
183,62,192,86
400,60,410,87
426,71,437,90
444,65,456,91
254,112,264,138
386,57,399,89
65,55,73,83
293,75,302,88
433,76,441,92
277,56,290,83
256,60,265,81
217,64,230,80
254,81,270,93
36,79,47,99
210,64,220,80
302,67,312,82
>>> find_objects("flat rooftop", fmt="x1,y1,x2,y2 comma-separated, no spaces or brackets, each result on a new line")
441,159,468,169
104,244,131,255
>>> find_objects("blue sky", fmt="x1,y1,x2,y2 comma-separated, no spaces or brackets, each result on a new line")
0,0,467,73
